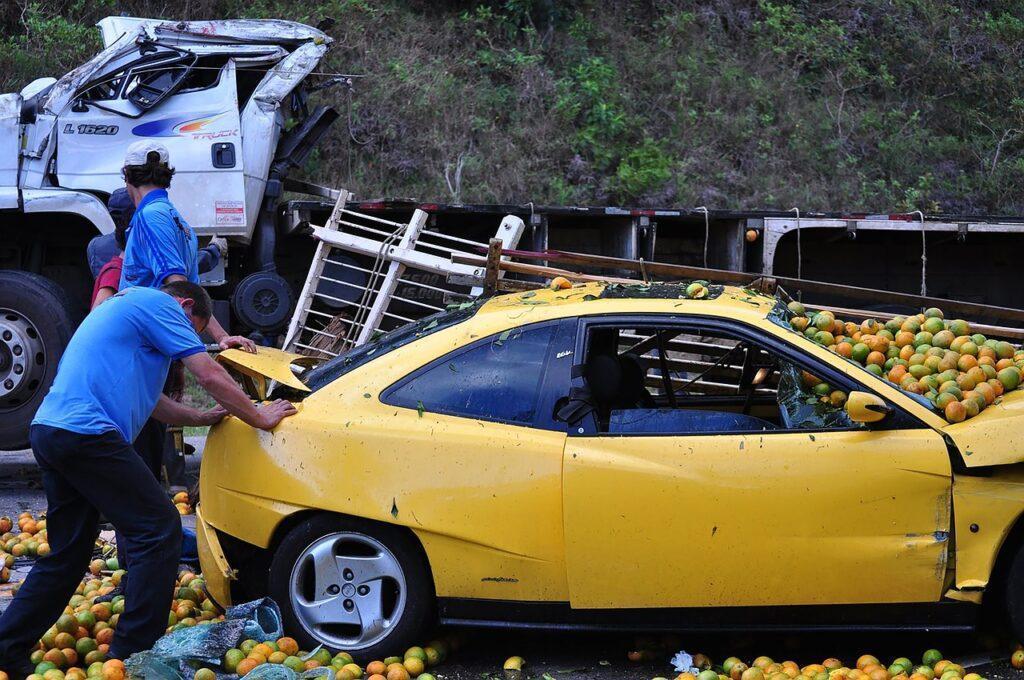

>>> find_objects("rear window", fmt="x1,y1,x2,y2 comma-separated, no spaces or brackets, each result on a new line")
301,301,482,392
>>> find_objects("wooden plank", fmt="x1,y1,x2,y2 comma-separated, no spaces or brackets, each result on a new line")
465,247,1024,327
483,238,502,295
805,302,1024,341
452,253,637,285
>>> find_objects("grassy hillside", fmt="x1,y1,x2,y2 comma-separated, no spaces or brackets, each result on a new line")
3,0,1024,214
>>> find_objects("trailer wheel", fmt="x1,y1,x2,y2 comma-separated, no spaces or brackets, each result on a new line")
0,271,77,451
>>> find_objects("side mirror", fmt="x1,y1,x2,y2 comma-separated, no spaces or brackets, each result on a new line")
845,391,893,423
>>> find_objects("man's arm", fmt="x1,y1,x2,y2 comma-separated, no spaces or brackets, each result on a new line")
164,273,256,352
91,286,117,309
180,352,296,430
151,394,227,426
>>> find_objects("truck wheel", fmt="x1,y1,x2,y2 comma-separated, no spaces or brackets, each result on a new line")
268,514,435,660
0,271,77,450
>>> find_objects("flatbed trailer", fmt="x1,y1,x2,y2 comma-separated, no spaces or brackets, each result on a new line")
282,198,1024,323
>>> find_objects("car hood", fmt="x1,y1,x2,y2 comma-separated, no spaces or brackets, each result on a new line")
941,388,1024,468
216,347,316,400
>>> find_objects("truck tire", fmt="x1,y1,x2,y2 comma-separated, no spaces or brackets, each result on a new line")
0,270,77,450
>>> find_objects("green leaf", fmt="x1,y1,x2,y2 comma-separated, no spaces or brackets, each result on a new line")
417,400,425,418
520,291,537,299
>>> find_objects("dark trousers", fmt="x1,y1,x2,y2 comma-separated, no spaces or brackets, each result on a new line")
115,417,167,574
0,425,182,663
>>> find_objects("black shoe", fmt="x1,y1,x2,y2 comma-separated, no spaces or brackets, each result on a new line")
92,582,124,603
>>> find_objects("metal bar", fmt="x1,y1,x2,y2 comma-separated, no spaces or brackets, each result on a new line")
303,308,356,326
318,274,371,292
339,208,406,229
388,294,444,312
421,229,489,248
324,259,379,275
337,219,400,239
397,276,469,297
354,209,429,345
294,342,339,357
312,291,372,310
282,189,351,353
381,309,415,323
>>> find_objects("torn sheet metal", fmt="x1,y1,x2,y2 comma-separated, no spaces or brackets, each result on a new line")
216,346,315,399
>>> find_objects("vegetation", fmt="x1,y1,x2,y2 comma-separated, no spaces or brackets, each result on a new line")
3,0,1024,213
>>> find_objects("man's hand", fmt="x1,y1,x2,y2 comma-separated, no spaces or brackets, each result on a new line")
255,399,298,431
219,335,257,353
198,405,229,426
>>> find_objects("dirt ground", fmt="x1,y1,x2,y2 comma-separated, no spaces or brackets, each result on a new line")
0,447,1021,680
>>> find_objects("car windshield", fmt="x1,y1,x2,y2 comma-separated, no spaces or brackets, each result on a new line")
301,300,483,392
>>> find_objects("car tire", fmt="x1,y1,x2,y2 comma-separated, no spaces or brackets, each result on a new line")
0,271,78,451
268,514,434,659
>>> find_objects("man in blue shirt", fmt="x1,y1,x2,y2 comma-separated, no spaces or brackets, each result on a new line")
118,140,253,352
0,281,295,674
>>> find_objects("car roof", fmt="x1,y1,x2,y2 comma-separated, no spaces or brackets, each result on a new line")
474,281,779,325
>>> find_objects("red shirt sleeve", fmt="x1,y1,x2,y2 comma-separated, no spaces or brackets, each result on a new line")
90,255,123,306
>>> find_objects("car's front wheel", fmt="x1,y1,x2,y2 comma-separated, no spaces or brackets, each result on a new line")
268,515,434,659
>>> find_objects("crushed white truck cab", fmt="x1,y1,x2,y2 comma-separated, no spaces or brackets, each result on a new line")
0,17,339,449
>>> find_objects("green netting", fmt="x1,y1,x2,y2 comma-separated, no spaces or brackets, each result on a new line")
125,598,284,680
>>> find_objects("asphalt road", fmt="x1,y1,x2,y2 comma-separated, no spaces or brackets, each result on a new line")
0,444,1022,680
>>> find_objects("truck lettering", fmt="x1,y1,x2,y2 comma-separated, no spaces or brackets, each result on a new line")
62,124,119,135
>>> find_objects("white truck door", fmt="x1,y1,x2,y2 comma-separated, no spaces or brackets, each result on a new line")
56,58,247,237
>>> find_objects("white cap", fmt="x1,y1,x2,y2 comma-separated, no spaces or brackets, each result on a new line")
124,140,170,167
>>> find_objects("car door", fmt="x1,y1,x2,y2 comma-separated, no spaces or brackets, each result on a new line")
56,54,246,236
373,318,576,602
561,314,953,610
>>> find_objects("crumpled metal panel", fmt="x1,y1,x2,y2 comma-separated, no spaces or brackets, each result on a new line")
98,16,330,48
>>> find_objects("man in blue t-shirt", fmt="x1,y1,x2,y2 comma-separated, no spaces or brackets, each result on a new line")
0,281,295,673
118,140,253,352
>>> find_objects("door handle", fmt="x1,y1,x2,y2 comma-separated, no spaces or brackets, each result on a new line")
211,142,236,169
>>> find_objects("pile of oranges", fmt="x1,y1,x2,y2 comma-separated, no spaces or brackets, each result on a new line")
786,302,1024,423
213,639,449,680
7,570,224,680
652,650,984,680
0,512,50,579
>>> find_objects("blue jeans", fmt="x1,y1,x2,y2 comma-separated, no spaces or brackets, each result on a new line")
0,425,181,664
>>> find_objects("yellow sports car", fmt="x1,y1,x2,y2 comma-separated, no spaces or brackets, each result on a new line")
198,282,1024,658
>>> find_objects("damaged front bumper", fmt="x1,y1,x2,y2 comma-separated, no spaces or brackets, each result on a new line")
196,503,235,608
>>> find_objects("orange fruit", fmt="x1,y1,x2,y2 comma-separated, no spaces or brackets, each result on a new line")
102,659,125,680
944,400,966,423
236,659,259,677
867,351,885,366
276,638,299,656
368,675,386,680
386,667,410,680
367,662,387,676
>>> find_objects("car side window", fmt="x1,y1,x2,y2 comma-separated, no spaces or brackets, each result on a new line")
573,322,860,435
383,323,556,426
